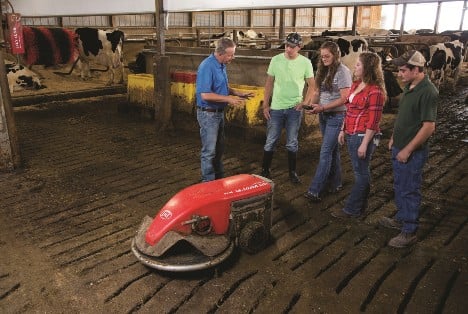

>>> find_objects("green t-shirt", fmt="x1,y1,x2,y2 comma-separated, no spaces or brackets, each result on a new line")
267,53,314,110
393,75,438,150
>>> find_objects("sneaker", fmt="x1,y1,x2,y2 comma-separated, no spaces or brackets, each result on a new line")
379,217,403,230
388,232,417,248
303,192,321,202
330,208,361,219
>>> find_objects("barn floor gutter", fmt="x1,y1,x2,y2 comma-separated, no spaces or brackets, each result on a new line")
11,85,127,107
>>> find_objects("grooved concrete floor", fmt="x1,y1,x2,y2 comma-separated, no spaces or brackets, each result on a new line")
0,89,466,313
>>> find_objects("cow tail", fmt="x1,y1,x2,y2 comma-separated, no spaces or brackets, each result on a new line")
53,56,80,75
67,56,81,74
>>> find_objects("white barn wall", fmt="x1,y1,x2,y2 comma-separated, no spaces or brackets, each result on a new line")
10,0,458,16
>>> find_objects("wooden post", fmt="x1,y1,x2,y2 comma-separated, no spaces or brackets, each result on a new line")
279,9,285,41
0,50,21,171
153,0,172,131
352,6,358,35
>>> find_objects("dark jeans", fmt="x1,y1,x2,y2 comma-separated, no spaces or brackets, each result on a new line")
392,146,429,233
342,134,376,216
197,109,225,182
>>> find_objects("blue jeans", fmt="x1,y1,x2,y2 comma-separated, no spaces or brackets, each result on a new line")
307,112,344,195
197,110,225,182
392,146,428,233
342,134,376,216
264,108,302,153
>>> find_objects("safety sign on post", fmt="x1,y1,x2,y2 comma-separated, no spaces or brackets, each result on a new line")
7,13,25,54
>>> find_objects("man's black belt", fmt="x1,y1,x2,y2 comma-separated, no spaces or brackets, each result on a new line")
197,106,224,113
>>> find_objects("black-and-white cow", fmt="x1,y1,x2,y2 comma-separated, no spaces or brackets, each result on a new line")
5,61,45,94
423,39,464,87
336,36,369,71
75,27,125,85
303,35,368,72
208,29,265,48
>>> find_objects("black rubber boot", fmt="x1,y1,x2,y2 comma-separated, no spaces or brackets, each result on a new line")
260,150,274,178
288,150,301,184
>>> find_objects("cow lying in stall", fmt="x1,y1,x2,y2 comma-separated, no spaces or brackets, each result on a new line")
5,61,45,94
208,29,265,48
74,27,125,85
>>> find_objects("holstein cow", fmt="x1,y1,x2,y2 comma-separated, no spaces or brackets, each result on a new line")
422,40,464,88
335,36,368,71
302,35,368,72
208,29,265,48
75,27,125,85
5,61,45,94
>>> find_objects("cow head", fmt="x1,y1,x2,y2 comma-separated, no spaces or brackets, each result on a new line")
106,30,125,53
351,39,366,52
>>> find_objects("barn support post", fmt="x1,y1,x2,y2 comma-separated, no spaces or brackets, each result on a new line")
153,0,172,131
461,0,467,30
400,3,407,34
434,1,442,33
153,55,172,131
0,49,21,171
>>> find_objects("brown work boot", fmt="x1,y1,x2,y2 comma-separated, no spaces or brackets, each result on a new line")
388,232,417,248
330,207,361,219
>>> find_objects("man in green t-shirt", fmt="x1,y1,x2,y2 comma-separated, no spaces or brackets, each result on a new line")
260,33,315,184
379,50,438,248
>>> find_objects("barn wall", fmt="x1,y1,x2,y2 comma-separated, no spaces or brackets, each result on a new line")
16,6,382,41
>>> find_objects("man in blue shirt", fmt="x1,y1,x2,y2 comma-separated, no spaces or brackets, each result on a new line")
196,37,253,182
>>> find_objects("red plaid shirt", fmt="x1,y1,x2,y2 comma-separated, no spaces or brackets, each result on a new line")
344,81,385,134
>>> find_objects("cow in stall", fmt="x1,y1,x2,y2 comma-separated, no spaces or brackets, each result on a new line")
422,40,464,88
8,26,79,93
302,35,367,72
304,35,402,108
74,27,125,85
335,36,368,72
5,61,45,94
208,29,265,48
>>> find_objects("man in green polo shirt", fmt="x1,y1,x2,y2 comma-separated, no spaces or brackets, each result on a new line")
379,50,438,248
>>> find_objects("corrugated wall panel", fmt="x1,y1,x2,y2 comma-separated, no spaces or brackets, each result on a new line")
296,8,313,27
62,16,110,27
194,12,222,27
114,14,154,27
225,10,248,27
252,9,274,27
168,13,190,27
331,7,347,28
315,7,329,27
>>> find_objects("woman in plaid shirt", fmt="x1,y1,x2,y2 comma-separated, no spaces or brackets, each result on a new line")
331,52,386,219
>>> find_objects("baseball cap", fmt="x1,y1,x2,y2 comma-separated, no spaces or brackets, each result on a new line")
392,50,426,67
285,33,302,47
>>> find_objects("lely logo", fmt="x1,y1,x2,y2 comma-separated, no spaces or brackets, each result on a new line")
159,210,173,220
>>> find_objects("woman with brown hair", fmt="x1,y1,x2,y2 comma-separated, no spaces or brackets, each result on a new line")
331,52,386,218
304,41,352,202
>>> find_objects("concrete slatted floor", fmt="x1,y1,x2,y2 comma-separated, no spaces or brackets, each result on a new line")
0,91,466,313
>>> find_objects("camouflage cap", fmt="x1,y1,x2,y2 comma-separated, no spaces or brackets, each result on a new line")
285,33,302,47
